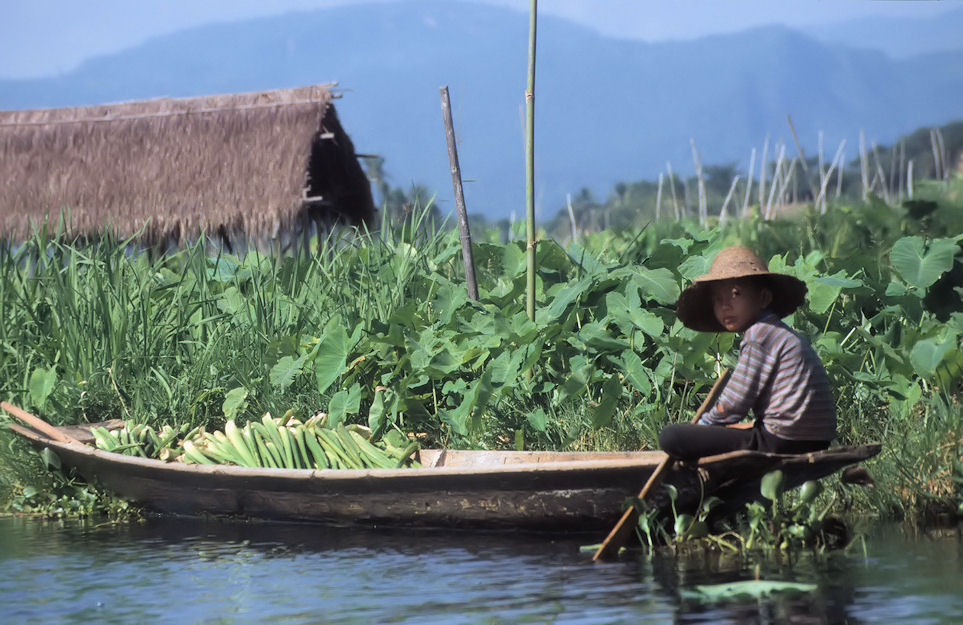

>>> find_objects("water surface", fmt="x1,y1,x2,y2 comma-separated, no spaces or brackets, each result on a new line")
0,517,959,624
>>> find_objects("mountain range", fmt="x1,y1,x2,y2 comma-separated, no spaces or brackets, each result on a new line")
2,2,962,220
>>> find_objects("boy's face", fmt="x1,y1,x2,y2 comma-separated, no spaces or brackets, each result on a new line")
709,278,772,332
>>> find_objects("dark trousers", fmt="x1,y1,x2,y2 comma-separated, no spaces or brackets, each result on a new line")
658,423,829,462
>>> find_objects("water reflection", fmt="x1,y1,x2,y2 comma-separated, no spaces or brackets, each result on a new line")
640,526,961,624
0,516,959,624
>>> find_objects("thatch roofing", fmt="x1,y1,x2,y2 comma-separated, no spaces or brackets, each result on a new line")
0,84,374,245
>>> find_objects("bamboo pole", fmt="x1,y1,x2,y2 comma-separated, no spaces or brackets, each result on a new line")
719,175,740,226
440,86,479,301
835,146,845,199
907,160,914,199
929,129,942,181
818,131,825,190
525,0,537,322
690,138,707,228
776,157,796,215
765,143,786,219
785,159,797,210
815,140,846,214
666,162,680,220
871,142,890,204
566,192,577,245
742,147,755,217
758,135,769,208
898,141,906,203
888,144,897,201
656,173,664,221
859,130,869,200
936,127,949,181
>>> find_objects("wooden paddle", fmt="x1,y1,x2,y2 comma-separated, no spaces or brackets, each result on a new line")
592,368,732,561
1,401,84,446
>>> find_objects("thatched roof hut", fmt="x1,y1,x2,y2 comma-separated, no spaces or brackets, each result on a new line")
0,84,375,249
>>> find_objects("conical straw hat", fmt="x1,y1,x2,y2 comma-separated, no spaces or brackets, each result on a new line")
676,246,807,332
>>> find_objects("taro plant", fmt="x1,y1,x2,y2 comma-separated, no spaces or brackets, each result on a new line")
1,187,962,524
635,483,724,548
743,471,844,551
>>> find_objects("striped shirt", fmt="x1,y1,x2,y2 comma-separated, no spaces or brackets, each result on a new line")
699,311,836,441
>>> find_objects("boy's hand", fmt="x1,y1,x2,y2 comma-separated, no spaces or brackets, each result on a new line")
726,422,754,430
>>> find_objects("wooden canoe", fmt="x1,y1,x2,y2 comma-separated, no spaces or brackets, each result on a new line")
8,420,880,532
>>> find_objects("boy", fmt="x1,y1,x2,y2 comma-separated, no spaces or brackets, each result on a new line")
658,246,836,461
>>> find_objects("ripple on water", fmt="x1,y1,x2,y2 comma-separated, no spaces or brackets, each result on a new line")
0,517,959,624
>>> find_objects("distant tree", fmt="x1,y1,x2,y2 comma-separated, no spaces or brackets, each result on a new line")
384,183,440,227
363,156,390,208
703,163,740,196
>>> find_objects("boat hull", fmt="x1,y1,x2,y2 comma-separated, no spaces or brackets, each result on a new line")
9,423,881,531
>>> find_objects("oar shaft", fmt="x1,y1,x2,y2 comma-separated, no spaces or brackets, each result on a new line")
592,368,731,561
1,402,83,446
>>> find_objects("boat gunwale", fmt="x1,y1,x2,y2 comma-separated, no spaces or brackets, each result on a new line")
7,422,882,482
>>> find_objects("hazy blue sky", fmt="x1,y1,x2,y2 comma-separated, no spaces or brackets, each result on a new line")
1,0,955,79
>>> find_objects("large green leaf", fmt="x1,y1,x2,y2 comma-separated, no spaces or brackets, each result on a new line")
761,470,785,502
425,348,460,379
28,366,57,408
606,291,664,337
575,322,630,353
501,242,526,277
566,242,608,276
909,334,958,378
315,318,350,395
536,240,576,273
808,272,864,314
890,236,958,289
327,389,349,427
487,349,521,388
526,407,547,432
543,276,593,324
678,255,711,281
269,355,303,391
629,308,665,336
620,350,653,396
557,362,593,404
590,374,624,428
440,370,493,436
631,267,680,305
222,387,248,419
367,389,387,434
682,580,817,602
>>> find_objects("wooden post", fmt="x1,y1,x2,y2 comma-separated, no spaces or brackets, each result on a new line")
440,86,479,301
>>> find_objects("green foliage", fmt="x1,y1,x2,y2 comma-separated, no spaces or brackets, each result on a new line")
0,428,136,520
644,472,846,553
741,474,842,552
1,181,962,523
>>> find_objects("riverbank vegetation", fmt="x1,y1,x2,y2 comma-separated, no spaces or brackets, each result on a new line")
0,173,960,534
